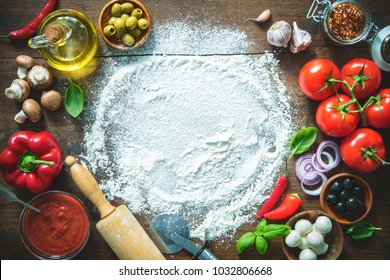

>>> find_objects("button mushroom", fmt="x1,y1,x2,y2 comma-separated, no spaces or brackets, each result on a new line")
41,90,62,111
4,79,30,102
16,55,35,80
26,65,53,90
14,99,42,123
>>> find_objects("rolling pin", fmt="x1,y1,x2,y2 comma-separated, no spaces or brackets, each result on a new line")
64,156,165,260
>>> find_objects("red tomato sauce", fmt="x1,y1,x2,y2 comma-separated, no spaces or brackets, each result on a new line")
23,192,89,256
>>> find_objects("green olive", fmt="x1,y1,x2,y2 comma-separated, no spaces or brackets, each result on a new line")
121,13,130,22
103,25,116,37
122,33,135,46
121,2,134,13
131,8,143,19
111,3,122,17
113,18,126,32
129,28,142,38
108,16,116,25
125,16,138,30
137,18,149,30
115,29,126,39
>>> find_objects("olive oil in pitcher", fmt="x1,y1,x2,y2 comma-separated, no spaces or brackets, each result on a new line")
29,9,98,71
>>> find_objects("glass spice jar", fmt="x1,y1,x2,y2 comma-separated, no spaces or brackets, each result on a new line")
307,0,390,71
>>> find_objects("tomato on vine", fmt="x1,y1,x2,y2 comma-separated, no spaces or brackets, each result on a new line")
340,128,389,173
341,58,382,100
364,89,390,129
298,58,341,101
315,94,360,137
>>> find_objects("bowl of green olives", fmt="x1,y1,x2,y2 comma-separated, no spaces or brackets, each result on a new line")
98,0,151,50
320,173,373,225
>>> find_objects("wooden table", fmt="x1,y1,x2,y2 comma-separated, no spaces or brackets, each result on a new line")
1,0,389,260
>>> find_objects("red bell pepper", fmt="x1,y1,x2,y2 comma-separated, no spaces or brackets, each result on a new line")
0,131,63,193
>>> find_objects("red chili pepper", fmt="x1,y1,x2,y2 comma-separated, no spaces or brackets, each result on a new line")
255,163,288,220
263,193,302,221
2,0,57,40
0,131,63,193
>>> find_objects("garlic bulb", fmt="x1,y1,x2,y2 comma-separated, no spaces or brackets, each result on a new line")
267,20,291,48
290,21,312,54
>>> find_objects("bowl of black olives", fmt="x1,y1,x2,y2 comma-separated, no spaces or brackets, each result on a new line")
320,173,372,225
98,0,151,50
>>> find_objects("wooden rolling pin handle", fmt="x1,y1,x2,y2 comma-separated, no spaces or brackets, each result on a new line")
65,156,116,219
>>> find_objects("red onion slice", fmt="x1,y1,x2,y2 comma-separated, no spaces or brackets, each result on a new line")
312,151,335,172
294,153,322,186
315,140,341,170
300,170,327,196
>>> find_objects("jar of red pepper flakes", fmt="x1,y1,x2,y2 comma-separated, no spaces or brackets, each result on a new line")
307,0,390,71
19,191,90,259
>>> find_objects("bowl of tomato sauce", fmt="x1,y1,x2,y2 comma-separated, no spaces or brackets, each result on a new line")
19,191,90,259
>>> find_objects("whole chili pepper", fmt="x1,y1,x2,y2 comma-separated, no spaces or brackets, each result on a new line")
0,0,57,41
255,162,288,220
263,193,302,221
0,131,63,193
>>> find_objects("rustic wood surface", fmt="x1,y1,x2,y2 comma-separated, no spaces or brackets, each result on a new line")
0,0,389,260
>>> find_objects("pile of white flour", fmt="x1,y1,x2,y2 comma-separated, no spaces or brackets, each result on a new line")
83,22,292,240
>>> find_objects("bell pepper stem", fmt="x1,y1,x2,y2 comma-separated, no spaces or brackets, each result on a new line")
17,152,55,173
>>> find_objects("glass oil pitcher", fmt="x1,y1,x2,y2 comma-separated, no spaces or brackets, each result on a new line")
29,9,98,71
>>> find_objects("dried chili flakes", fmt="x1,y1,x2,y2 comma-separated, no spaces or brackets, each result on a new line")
328,3,365,41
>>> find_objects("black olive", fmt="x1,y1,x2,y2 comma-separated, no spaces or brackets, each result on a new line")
346,210,359,221
343,178,355,193
326,193,338,205
346,196,358,211
352,185,364,199
356,199,366,215
333,202,346,214
330,180,343,195
339,190,350,202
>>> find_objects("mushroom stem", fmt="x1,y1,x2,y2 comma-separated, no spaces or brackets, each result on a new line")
5,83,22,100
14,110,28,123
17,67,29,80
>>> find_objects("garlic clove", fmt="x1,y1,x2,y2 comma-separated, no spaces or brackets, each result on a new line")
267,20,292,48
290,21,312,54
245,9,271,23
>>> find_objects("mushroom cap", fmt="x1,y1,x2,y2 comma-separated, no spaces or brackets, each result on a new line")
5,79,30,102
27,65,54,90
16,55,35,69
22,99,42,122
41,90,63,111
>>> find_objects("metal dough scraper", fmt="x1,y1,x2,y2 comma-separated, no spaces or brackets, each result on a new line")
148,213,219,260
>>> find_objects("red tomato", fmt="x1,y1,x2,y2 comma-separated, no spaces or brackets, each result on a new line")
340,128,387,173
364,89,390,129
299,58,341,101
341,58,382,99
316,94,360,137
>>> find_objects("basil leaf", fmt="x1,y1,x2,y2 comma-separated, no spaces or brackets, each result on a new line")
255,236,268,255
289,127,318,157
65,78,85,118
236,232,256,254
263,224,291,239
256,219,267,232
347,222,382,240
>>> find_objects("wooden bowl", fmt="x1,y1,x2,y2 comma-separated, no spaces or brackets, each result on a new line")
282,210,343,260
98,0,152,50
320,173,372,225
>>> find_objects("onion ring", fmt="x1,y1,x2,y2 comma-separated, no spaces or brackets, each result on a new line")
312,151,335,172
316,140,341,170
294,153,322,185
300,170,327,196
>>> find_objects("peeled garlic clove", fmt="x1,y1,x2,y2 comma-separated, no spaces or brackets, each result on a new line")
245,9,271,23
267,20,291,48
290,21,312,54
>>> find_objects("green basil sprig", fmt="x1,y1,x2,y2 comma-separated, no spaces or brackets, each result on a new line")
65,78,85,118
347,221,382,240
236,219,290,255
289,127,318,157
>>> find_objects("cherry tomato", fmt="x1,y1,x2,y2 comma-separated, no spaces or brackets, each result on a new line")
315,94,360,137
341,58,382,99
364,89,390,129
299,58,341,101
340,128,387,173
